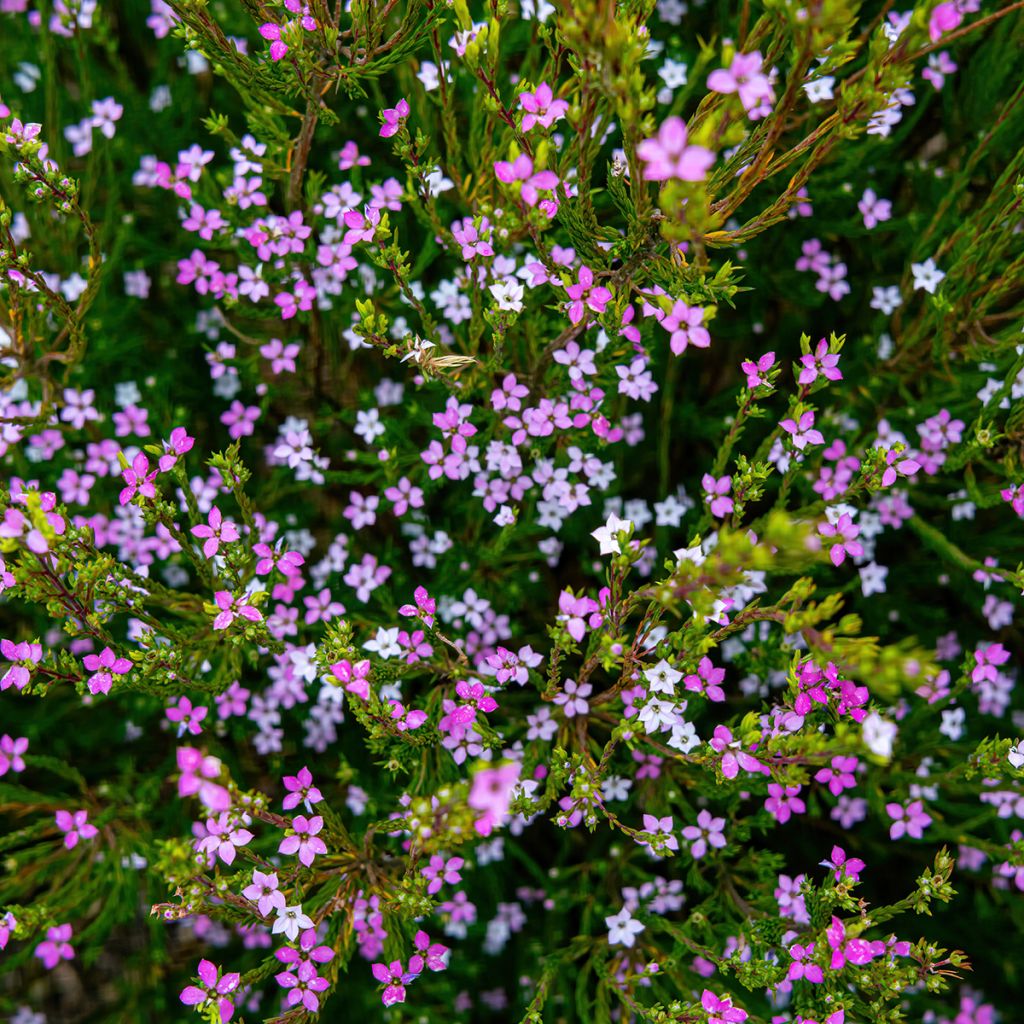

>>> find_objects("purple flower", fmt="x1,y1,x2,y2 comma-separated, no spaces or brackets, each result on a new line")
180,958,240,1021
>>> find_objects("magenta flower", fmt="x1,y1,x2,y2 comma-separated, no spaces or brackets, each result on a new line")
82,646,132,695
797,338,842,385
1,639,42,691
276,960,330,1012
212,591,263,630
55,809,99,849
180,958,241,1021
330,657,372,700
564,265,612,325
422,854,464,895
886,799,932,840
819,844,865,882
279,814,327,867
283,766,324,813
380,98,410,138
412,929,449,972
192,506,240,558
35,923,74,969
826,915,882,969
371,960,414,1006
177,746,231,812
398,585,436,627
787,941,823,983
818,514,863,566
158,426,195,472
636,117,715,182
119,452,157,505
880,447,920,487
259,22,289,60
972,642,1010,684
684,656,726,702
702,473,734,518
700,989,748,1024
709,726,764,779
166,696,208,737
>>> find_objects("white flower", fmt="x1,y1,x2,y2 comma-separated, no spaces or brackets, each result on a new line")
673,542,706,566
939,706,965,741
363,627,401,659
489,278,525,313
862,711,898,759
858,561,888,597
273,904,313,942
803,76,835,102
911,257,945,294
870,285,902,315
644,659,682,695
637,697,677,734
606,907,644,947
417,60,441,91
667,718,700,753
494,504,516,527
590,512,633,556
1009,742,1024,770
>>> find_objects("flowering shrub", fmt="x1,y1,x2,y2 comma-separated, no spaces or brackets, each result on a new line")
1,0,1024,1022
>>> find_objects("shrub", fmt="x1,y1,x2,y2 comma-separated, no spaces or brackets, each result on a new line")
0,0,1023,1022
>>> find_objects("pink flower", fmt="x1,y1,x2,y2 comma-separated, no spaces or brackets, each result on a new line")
259,22,289,61
212,591,263,630
380,98,410,138
468,762,521,836
167,696,208,737
82,646,132,695
787,941,823,983
826,915,882,969
797,338,842,385
928,1,963,42
159,426,195,471
283,766,324,813
564,265,612,325
197,812,254,865
0,734,28,776
702,473,733,518
518,82,568,131
781,410,825,450
636,117,715,182
886,799,932,840
684,656,726,702
764,783,806,824
330,658,372,700
819,844,865,882
700,989,748,1023
741,351,775,388
119,452,157,505
35,924,75,969
55,809,99,849
553,678,592,717
180,958,241,1022
682,809,726,858
243,869,285,917
707,51,775,119
818,514,863,566
398,585,436,627
279,814,327,866
661,300,710,355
